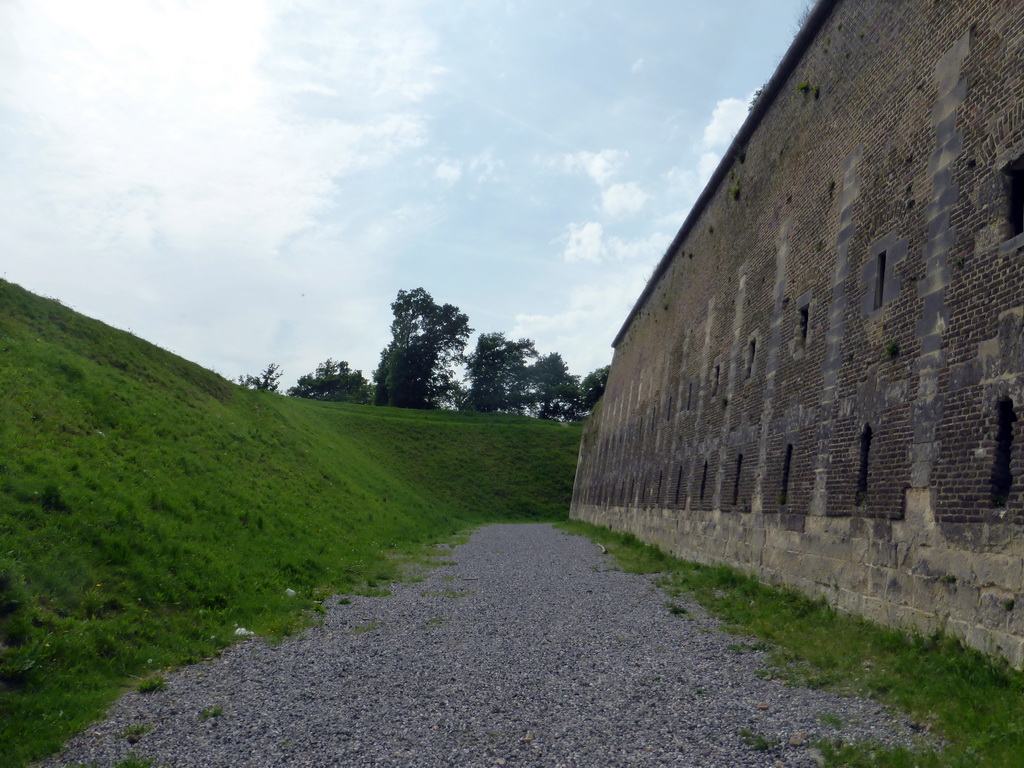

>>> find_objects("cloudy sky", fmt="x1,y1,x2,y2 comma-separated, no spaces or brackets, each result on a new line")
1,0,810,388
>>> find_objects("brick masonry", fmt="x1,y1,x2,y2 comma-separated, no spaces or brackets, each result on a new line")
570,0,1024,667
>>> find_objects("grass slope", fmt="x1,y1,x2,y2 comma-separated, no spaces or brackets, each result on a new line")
0,280,581,766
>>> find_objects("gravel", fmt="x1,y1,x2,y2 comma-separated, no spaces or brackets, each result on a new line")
41,523,927,767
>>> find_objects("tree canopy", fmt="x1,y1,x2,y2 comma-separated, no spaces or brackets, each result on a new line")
529,352,583,422
465,332,538,414
579,365,610,412
238,288,610,422
373,288,472,410
288,359,371,403
237,363,283,392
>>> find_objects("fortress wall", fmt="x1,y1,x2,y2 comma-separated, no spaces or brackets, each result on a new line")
571,0,1024,666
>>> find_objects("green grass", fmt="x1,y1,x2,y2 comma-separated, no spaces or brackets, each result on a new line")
121,723,151,738
69,757,154,768
818,711,844,729
738,728,780,751
135,677,165,694
0,279,581,767
559,519,1024,768
664,601,689,617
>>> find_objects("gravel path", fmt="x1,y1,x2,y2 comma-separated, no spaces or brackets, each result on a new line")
42,523,924,767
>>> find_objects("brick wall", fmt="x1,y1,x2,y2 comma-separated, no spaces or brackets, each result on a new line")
571,0,1024,667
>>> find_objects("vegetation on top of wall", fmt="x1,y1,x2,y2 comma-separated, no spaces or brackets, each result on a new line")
796,81,821,99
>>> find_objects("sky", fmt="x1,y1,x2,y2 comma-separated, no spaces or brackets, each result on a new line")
0,0,811,389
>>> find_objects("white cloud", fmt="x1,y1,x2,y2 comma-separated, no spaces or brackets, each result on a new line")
560,149,627,187
468,150,503,183
561,224,665,266
435,160,463,185
656,94,757,228
563,221,605,263
0,0,435,270
512,265,650,374
0,0,444,384
0,0,808,390
265,0,444,110
697,151,721,183
602,182,649,217
606,232,668,263
426,150,501,187
701,96,749,149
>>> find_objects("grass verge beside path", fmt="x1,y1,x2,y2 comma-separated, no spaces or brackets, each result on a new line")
558,519,1024,768
0,280,581,767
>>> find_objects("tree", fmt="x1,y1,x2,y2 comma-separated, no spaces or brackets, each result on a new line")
528,352,583,422
237,363,283,392
287,359,371,403
465,332,538,413
579,365,610,413
373,288,472,409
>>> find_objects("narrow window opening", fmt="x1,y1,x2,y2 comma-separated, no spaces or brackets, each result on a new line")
629,478,635,505
780,444,794,505
667,397,673,421
857,424,873,505
674,464,684,505
711,364,720,395
991,398,1017,507
699,461,709,502
798,305,810,348
733,454,744,505
686,381,693,410
656,470,663,504
746,338,757,379
873,251,887,310
1009,165,1024,236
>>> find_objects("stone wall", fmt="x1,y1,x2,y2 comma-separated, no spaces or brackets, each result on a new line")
571,0,1024,667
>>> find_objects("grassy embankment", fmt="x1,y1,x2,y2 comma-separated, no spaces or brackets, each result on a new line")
0,279,581,767
560,520,1024,768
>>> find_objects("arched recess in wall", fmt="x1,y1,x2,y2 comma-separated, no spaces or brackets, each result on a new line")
733,454,744,506
991,398,1017,507
857,425,873,507
780,444,794,506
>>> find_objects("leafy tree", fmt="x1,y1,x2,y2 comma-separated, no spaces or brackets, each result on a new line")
528,352,582,422
465,332,538,413
446,380,471,412
237,363,283,392
373,288,472,409
580,365,610,413
288,359,371,403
